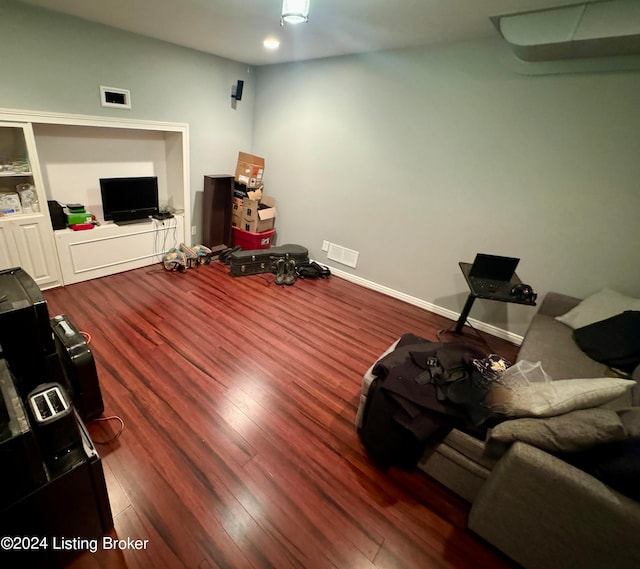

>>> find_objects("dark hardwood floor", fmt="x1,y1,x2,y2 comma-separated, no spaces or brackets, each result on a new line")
43,261,520,569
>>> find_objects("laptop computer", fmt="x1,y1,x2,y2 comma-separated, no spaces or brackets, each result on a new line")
468,253,520,292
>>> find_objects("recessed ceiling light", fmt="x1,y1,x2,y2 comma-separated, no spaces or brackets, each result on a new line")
263,37,281,50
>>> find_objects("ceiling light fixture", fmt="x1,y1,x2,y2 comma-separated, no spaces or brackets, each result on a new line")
281,0,310,25
263,37,281,50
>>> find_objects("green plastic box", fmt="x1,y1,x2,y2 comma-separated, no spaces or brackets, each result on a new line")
67,212,92,225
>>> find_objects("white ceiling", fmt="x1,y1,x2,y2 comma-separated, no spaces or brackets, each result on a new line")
20,0,584,66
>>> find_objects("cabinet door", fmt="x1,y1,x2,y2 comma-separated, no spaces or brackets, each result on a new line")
10,218,60,289
0,223,20,270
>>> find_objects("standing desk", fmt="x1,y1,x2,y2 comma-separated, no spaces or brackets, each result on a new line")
455,262,537,333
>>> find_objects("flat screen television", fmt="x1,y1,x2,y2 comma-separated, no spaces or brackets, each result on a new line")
99,176,159,224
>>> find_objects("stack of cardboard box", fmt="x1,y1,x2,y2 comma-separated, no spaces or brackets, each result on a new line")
231,188,276,234
231,152,277,249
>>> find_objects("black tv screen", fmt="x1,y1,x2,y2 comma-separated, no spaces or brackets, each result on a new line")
99,176,159,223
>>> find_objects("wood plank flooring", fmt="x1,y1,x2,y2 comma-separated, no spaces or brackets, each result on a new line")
43,261,520,569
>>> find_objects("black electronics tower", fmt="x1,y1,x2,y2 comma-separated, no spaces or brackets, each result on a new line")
0,267,56,398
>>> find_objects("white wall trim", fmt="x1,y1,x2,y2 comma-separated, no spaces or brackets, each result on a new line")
321,263,524,346
0,106,188,132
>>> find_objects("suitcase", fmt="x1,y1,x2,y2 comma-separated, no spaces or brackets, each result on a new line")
50,315,104,421
229,243,309,277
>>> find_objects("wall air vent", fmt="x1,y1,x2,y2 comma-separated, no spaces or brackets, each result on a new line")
491,0,640,62
100,86,131,109
327,243,359,268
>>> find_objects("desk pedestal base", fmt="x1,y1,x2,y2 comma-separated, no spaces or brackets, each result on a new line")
455,294,476,333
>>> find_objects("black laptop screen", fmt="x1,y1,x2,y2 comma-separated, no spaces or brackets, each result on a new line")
469,254,520,281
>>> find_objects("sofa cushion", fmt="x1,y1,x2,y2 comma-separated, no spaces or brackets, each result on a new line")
536,291,582,318
485,408,626,456
555,288,640,330
438,428,497,470
517,313,607,379
563,438,640,502
417,442,491,503
469,441,640,569
485,377,635,418
618,407,640,438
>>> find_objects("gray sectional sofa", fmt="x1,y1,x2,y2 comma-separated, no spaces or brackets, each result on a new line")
355,291,640,569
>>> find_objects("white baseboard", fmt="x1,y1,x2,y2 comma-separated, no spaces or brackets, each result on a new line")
321,263,524,346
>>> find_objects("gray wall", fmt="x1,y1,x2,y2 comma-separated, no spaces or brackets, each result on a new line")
0,0,255,243
253,40,640,337
3,0,639,338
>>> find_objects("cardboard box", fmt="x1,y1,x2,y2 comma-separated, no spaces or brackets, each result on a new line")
240,194,276,233
235,152,264,189
240,189,262,223
231,197,243,227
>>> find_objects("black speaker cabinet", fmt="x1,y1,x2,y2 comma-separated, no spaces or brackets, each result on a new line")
0,267,56,398
50,315,104,422
0,361,48,510
0,410,113,568
202,175,234,253
47,200,67,230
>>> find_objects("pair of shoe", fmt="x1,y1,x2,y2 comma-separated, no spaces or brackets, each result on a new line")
295,261,331,279
181,243,214,267
274,258,296,286
162,243,213,272
163,248,187,272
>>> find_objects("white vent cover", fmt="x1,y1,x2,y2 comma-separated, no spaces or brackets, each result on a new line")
100,86,131,109
327,243,359,268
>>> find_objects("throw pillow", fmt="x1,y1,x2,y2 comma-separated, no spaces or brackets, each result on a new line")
573,311,640,373
485,377,635,418
555,288,640,330
485,408,626,456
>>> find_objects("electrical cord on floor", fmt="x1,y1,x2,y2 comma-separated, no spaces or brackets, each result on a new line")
88,415,125,445
437,319,497,353
145,267,169,275
436,322,454,342
77,330,125,444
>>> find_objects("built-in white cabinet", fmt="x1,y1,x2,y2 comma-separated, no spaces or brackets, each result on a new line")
0,109,191,289
0,121,61,288
54,214,184,285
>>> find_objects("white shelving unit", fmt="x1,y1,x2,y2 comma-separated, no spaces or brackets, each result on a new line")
0,121,61,288
0,108,191,288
